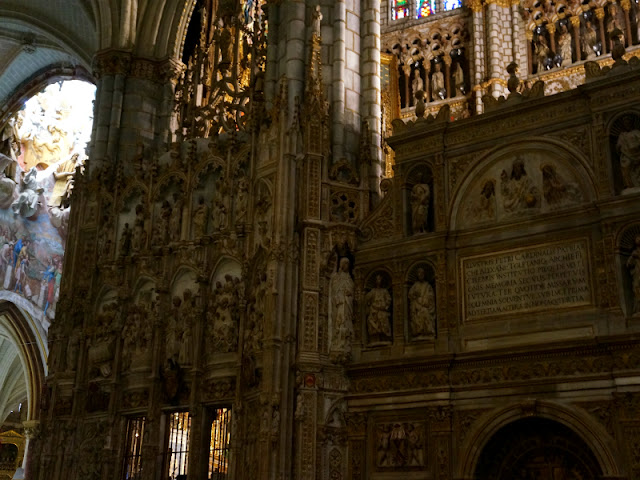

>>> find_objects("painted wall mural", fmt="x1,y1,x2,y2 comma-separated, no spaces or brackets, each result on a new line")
0,81,95,331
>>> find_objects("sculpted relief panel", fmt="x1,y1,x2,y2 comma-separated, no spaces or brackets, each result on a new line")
454,151,592,229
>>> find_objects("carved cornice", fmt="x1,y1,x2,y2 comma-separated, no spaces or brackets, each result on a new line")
485,0,511,8
92,50,183,83
349,336,640,394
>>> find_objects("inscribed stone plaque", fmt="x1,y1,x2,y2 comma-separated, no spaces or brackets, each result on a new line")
462,240,592,320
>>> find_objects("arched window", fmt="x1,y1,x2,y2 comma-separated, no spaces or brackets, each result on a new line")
392,0,410,20
443,0,461,10
417,0,435,18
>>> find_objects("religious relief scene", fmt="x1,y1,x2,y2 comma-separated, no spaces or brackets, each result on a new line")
3,0,640,478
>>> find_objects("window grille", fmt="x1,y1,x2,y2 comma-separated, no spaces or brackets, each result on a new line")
165,412,191,480
208,408,232,480
123,417,145,480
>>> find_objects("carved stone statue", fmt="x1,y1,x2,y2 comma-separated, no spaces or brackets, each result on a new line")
410,183,430,234
466,179,496,224
208,275,239,354
541,164,582,207
408,268,436,338
170,192,184,242
534,35,550,72
312,5,323,38
500,159,540,214
179,289,196,365
154,200,172,245
12,167,43,218
627,235,640,314
132,204,147,252
193,197,209,237
329,258,354,361
431,63,445,100
607,4,625,49
582,21,598,59
453,62,465,95
49,154,79,207
235,173,249,224
411,70,424,106
616,117,640,189
212,180,228,230
120,223,132,256
558,25,573,66
365,274,392,343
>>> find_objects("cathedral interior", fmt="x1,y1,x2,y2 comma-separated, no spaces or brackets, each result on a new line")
1,0,640,478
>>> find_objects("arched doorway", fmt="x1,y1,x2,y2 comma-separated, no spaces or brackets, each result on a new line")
474,417,602,479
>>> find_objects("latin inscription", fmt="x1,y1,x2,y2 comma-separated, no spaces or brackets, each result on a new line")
463,240,591,320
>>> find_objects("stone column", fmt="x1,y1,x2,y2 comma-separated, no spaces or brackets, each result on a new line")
484,0,514,97
621,0,633,46
595,8,607,52
547,23,556,55
361,0,383,193
570,16,581,60
444,56,452,99
333,0,347,161
469,0,485,113
526,30,534,75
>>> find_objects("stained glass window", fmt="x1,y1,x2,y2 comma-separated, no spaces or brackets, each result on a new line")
416,0,435,17
444,0,461,11
392,0,409,20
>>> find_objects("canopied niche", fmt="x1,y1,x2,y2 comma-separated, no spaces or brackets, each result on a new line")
452,141,595,229
405,164,434,235
608,111,640,193
617,223,640,317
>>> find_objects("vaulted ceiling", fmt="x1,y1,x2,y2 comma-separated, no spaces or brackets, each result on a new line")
0,335,27,426
0,0,196,120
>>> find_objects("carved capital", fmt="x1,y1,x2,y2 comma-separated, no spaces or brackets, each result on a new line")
546,23,556,34
468,0,483,12
620,0,631,11
92,49,132,78
594,7,605,20
569,15,581,28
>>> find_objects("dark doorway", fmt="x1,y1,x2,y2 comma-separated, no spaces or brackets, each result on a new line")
474,417,602,480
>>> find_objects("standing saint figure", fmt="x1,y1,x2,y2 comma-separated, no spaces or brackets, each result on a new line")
582,21,598,59
365,274,392,343
312,5,323,38
408,268,436,338
627,235,640,314
193,197,209,238
329,257,354,362
534,35,550,72
453,62,464,95
431,63,445,100
170,192,184,242
558,25,573,66
616,117,640,189
410,183,430,234
411,70,424,107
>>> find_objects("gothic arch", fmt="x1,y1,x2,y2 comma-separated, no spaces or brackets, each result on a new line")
449,137,598,229
456,400,622,479
0,301,45,424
